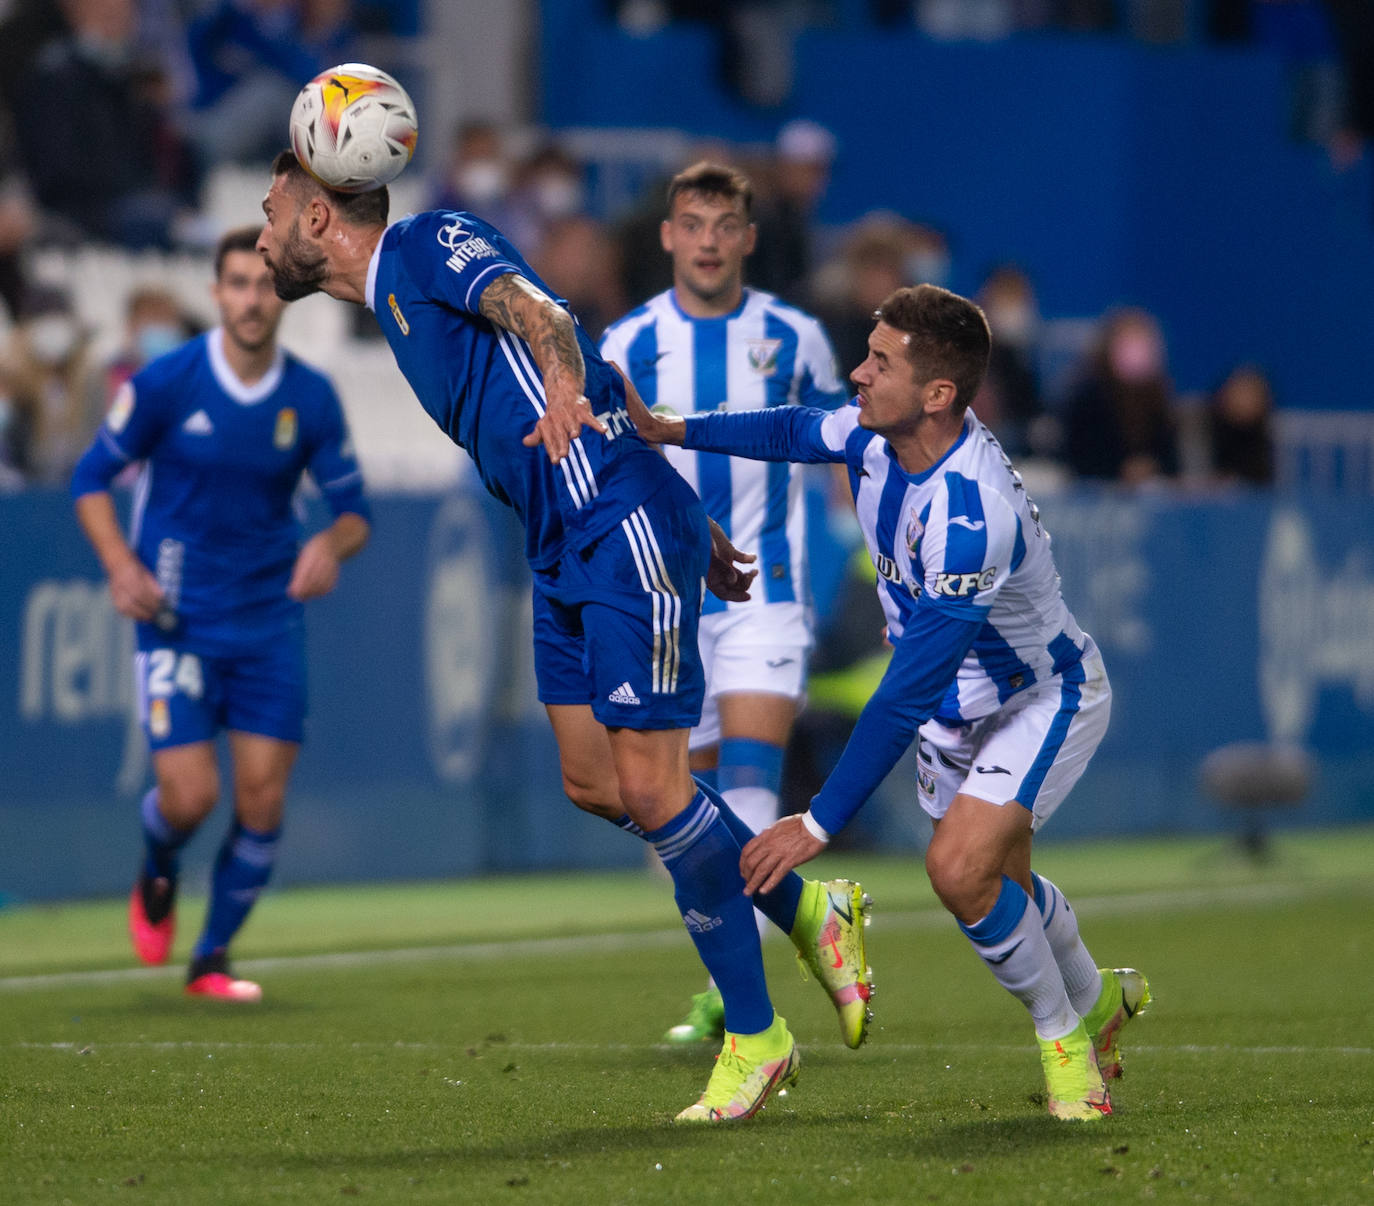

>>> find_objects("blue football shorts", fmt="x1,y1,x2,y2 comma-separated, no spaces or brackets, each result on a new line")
134,635,307,751
533,494,709,731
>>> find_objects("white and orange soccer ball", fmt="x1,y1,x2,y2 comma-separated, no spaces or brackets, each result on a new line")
288,63,418,193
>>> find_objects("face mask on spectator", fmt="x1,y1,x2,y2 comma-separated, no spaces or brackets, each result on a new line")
27,316,80,365
532,174,584,220
455,161,511,206
987,303,1036,348
136,323,183,364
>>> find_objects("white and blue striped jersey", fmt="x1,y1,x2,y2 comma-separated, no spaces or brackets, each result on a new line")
680,402,1091,833
599,288,846,613
366,211,672,570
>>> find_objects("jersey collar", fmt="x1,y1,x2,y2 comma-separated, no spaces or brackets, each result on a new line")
668,285,751,323
884,410,974,484
207,328,285,405
364,223,396,313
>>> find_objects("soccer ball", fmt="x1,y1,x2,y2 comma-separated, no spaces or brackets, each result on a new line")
288,63,418,193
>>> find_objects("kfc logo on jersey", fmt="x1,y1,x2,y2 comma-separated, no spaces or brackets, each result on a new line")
745,339,781,375
934,567,998,598
437,221,499,273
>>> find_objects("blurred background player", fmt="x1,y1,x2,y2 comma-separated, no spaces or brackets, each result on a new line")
600,160,848,1044
70,226,371,1002
628,284,1149,1123
256,150,870,1122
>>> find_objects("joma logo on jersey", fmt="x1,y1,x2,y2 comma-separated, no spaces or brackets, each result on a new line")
746,339,781,374
934,568,997,597
438,223,499,273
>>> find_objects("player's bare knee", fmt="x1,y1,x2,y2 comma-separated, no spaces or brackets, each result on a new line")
561,774,621,819
234,779,286,830
156,776,218,830
925,840,999,923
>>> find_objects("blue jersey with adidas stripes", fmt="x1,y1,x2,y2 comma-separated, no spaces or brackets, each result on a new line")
680,402,1091,833
70,329,369,655
599,288,846,613
365,210,673,569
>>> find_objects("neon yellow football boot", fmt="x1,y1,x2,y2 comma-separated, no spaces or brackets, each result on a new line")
674,1013,800,1123
790,878,874,1048
1084,967,1152,1080
664,986,726,1044
1039,1019,1112,1121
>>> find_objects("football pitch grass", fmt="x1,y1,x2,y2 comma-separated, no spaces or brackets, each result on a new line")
3,829,1372,1205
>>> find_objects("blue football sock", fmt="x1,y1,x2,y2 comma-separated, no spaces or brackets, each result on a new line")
646,791,774,1035
193,820,280,961
140,787,193,881
693,775,803,934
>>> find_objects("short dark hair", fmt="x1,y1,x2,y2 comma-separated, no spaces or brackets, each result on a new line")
877,284,991,412
214,225,265,279
665,160,753,219
270,149,390,227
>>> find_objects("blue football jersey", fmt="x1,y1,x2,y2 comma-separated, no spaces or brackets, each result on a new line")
599,287,846,613
71,329,369,655
365,210,673,569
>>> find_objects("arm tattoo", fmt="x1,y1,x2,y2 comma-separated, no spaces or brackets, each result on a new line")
479,272,585,390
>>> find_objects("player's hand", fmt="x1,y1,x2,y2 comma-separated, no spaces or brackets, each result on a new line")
107,555,164,622
521,387,607,463
613,364,686,446
287,533,341,600
740,815,827,896
706,517,757,602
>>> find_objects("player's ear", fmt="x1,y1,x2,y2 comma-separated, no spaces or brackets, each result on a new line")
659,218,673,254
743,223,757,255
923,378,958,415
304,196,331,237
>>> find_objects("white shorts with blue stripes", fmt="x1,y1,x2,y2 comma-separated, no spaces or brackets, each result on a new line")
914,639,1111,832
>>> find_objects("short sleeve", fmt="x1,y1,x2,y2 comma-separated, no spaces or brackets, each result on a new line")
918,472,1019,619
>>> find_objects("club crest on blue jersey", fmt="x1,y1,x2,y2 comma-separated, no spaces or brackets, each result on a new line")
388,292,409,335
107,383,134,433
273,408,297,450
745,338,781,375
905,511,925,557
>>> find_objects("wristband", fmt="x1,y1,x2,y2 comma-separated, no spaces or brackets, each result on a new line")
800,809,831,843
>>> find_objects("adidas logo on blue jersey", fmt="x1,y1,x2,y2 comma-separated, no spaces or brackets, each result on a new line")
182,410,214,435
608,681,641,706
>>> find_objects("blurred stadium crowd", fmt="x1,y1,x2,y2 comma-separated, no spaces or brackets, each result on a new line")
0,0,1368,495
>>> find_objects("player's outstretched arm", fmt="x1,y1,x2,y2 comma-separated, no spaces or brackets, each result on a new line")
73,492,164,622
618,366,686,446
479,272,607,463
287,512,371,601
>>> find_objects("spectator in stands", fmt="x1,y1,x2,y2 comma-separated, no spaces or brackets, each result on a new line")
502,141,591,258
13,0,198,249
1060,306,1180,486
105,285,195,399
809,213,928,374
428,120,521,228
0,120,37,321
750,119,836,304
973,263,1046,457
529,214,627,343
1203,363,1276,486
0,286,106,485
186,0,356,167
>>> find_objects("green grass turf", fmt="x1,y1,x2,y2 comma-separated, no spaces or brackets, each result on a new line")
3,828,1373,1204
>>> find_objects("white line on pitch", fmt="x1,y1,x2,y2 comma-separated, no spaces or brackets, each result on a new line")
0,877,1337,994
